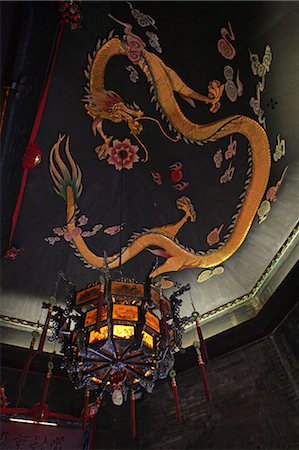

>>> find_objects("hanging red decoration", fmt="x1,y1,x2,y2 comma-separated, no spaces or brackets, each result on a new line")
31,361,53,421
195,317,209,364
6,2,84,253
198,355,211,401
88,395,102,420
22,142,42,169
130,390,136,439
59,1,83,30
38,303,54,352
19,330,40,387
7,23,64,252
4,246,22,260
193,342,211,401
169,369,181,423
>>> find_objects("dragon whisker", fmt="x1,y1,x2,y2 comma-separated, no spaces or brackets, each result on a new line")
131,132,149,163
137,116,180,143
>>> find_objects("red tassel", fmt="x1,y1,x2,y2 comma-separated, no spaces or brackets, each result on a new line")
31,364,52,422
197,356,211,401
171,378,182,423
7,23,64,248
82,387,90,430
95,284,105,330
28,23,64,145
19,336,36,387
159,297,169,338
196,319,209,364
38,305,53,352
8,169,28,247
40,369,52,406
130,391,136,439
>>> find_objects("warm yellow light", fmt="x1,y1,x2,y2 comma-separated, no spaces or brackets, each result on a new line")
89,326,108,343
144,370,152,377
84,306,107,327
142,331,154,349
113,304,138,321
146,311,160,333
76,284,103,306
113,325,134,339
91,377,102,384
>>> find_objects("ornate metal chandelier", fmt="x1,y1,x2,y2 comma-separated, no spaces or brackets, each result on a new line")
48,270,190,407
27,267,211,436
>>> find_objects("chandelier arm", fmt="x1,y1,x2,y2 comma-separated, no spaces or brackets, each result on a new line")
126,361,151,367
82,356,113,364
126,365,146,378
95,368,113,395
111,339,118,359
123,352,145,362
88,348,114,362
83,364,111,375
119,345,133,360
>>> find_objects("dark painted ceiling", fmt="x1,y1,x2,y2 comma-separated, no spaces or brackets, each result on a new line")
1,2,298,355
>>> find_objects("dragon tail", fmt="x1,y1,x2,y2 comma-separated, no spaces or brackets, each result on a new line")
49,134,83,203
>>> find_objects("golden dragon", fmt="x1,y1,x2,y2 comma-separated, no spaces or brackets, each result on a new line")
49,29,271,279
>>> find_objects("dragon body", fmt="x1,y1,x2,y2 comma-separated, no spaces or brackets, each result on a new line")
50,33,271,279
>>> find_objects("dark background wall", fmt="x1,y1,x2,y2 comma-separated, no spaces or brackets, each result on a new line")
2,300,299,450
135,306,299,450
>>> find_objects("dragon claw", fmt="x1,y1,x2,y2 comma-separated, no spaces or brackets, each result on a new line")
95,137,113,160
176,196,197,222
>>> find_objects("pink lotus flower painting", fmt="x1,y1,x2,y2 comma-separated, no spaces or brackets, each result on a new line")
107,139,140,171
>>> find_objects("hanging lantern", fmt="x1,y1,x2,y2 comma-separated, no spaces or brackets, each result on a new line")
46,275,212,436
51,275,177,407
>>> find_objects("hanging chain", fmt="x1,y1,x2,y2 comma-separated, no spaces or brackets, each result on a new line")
118,157,124,274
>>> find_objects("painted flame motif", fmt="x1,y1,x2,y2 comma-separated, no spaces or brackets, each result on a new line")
207,224,224,246
266,166,288,202
151,171,162,185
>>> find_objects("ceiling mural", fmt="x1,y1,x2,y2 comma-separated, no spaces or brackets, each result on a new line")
48,12,272,278
1,2,299,347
